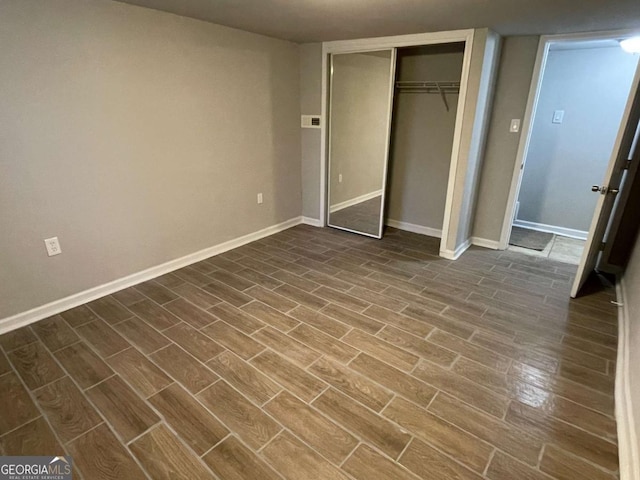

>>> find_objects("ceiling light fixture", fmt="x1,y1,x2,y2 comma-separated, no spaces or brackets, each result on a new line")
620,36,640,54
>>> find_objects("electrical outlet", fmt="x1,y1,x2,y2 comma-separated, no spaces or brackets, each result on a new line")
44,237,61,256
257,193,263,204
339,174,343,183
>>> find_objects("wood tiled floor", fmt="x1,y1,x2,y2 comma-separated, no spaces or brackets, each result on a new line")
0,225,619,480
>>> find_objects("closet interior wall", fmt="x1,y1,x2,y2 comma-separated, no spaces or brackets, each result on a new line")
386,43,465,236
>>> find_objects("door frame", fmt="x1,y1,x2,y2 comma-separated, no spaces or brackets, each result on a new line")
498,28,640,250
320,29,475,253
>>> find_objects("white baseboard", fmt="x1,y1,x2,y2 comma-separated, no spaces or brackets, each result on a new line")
513,219,588,240
385,219,442,238
440,238,472,260
301,217,323,227
329,190,383,213
471,236,502,250
616,277,640,480
0,216,305,336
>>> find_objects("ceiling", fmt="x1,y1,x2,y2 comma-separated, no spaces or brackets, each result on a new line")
114,0,640,43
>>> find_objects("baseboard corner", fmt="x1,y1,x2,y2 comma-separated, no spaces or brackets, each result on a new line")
471,236,502,250
440,238,472,260
301,217,323,227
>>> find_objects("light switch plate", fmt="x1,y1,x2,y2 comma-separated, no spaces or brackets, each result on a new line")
509,119,521,133
552,110,565,124
301,115,321,129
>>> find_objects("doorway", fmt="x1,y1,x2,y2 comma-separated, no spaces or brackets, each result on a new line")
502,33,640,267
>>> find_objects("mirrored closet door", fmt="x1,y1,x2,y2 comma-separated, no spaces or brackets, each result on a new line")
327,49,396,238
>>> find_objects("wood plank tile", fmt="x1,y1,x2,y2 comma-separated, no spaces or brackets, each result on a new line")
0,416,64,456
399,438,483,480
208,270,255,291
363,305,433,337
245,285,298,313
273,284,328,310
208,256,245,273
262,431,352,480
171,283,222,309
377,325,457,367
60,305,99,328
208,302,264,334
68,424,146,480
429,392,542,465
202,280,253,307
350,353,436,407
313,286,371,312
75,320,131,358
413,360,509,418
540,445,617,480
342,444,419,480
149,383,228,455
135,280,179,305
486,451,551,480
8,342,66,390
334,269,388,292
165,322,225,362
0,372,40,435
112,286,147,306
197,381,280,449
34,377,102,443
383,396,493,473
289,324,359,364
108,348,172,397
429,329,511,372
252,326,321,367
235,268,284,290
202,321,264,360
111,316,170,354
402,305,476,339
86,375,159,442
203,436,281,480
321,303,385,334
505,400,618,471
31,315,79,352
270,269,320,292
164,298,217,329
127,299,181,331
542,395,617,442
174,265,215,286
303,270,352,291
250,350,326,402
349,286,409,312
0,350,9,376
55,342,114,389
343,329,419,371
0,326,37,351
265,391,357,464
150,344,217,394
288,305,351,338
130,425,214,479
86,296,133,325
309,356,392,412
558,361,614,394
314,388,411,459
207,350,280,404
241,301,299,332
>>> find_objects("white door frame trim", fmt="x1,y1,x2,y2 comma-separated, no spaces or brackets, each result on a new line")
320,29,475,252
498,28,640,250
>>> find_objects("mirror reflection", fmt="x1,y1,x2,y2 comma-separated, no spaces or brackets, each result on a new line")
328,50,395,237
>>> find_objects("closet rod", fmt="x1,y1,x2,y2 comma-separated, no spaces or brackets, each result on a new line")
395,81,460,111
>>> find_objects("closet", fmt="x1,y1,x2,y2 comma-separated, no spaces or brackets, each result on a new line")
323,29,499,259
386,43,465,237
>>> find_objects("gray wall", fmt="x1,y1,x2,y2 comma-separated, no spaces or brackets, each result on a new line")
300,43,323,220
386,45,464,232
472,36,540,242
0,0,301,320
329,52,392,207
517,47,639,232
